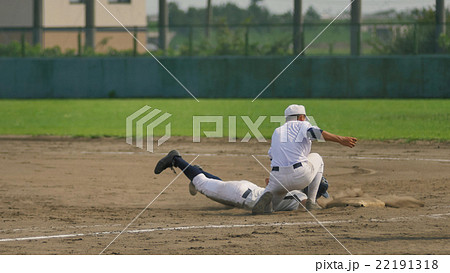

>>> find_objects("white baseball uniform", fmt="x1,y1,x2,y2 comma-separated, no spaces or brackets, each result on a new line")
265,120,324,207
192,173,307,211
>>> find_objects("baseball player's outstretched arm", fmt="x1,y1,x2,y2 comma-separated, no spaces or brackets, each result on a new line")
321,131,357,148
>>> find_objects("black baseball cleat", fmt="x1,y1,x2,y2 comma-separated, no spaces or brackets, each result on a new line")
154,150,180,174
252,192,273,215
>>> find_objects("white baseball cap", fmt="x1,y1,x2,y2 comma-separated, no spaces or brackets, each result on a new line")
284,104,306,117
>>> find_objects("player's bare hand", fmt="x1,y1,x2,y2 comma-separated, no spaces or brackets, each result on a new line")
265,177,270,186
340,137,357,148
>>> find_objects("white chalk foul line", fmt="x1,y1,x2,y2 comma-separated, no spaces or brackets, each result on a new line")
98,155,200,255
324,155,450,163
4,207,449,234
0,220,351,243
252,154,352,255
0,223,122,234
80,151,450,163
1,213,448,243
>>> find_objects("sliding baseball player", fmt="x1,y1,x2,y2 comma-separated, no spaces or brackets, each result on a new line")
154,150,329,212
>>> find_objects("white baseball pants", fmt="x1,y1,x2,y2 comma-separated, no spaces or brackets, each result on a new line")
191,174,306,211
192,174,264,209
265,153,324,207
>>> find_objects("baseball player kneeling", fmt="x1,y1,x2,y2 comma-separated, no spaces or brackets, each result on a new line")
154,150,328,212
252,104,357,215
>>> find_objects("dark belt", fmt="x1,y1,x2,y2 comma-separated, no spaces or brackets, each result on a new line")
284,195,301,202
242,188,252,198
272,162,302,172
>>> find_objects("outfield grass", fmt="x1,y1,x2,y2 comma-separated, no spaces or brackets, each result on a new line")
0,99,448,141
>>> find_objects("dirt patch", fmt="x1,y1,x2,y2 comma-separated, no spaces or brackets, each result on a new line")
381,196,425,208
322,189,423,209
325,196,385,208
0,136,449,254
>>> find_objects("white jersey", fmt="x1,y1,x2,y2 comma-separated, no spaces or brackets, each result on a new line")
192,174,306,211
269,120,322,167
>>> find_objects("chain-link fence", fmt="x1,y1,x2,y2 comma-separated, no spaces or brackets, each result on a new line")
1,22,449,57
164,22,450,56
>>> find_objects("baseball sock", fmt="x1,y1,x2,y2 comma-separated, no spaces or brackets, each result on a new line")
307,172,323,203
199,169,222,181
173,156,202,181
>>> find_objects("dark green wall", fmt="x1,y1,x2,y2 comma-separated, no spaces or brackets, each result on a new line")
0,56,448,98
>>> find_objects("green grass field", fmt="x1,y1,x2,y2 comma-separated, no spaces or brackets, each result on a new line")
0,99,448,141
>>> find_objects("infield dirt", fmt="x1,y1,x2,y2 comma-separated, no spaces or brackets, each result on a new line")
0,137,448,254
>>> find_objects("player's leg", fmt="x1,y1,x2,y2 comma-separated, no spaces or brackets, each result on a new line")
189,165,222,196
154,151,251,208
274,190,307,211
251,190,274,215
170,154,222,182
195,165,222,181
172,155,203,180
173,158,222,195
265,174,288,210
192,175,259,208
174,156,243,206
154,150,204,196
171,155,222,196
252,171,287,214
263,170,308,211
305,153,324,209
154,150,221,182
303,176,329,200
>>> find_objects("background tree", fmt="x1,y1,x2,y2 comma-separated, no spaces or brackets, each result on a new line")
370,7,450,54
305,6,321,22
